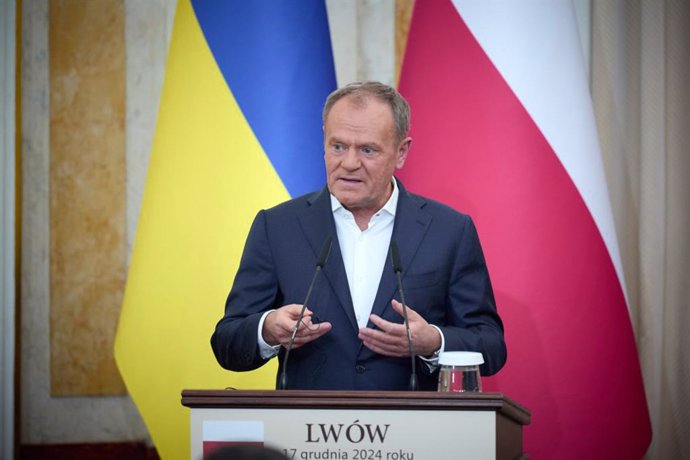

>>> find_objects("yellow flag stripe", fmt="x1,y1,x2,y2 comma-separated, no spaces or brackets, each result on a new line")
114,1,290,458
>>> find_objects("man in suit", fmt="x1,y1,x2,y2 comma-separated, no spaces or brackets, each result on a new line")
211,81,506,390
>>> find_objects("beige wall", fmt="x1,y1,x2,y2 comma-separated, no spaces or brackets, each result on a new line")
48,0,127,397
20,0,174,443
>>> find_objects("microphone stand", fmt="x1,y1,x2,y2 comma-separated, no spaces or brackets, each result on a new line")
278,236,332,390
391,241,418,391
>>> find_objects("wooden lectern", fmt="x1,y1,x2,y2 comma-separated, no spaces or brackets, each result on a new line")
182,390,530,460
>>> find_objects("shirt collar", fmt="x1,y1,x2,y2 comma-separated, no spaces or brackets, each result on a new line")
330,178,399,218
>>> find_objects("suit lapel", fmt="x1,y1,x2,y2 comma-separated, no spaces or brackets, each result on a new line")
369,180,432,321
297,188,359,332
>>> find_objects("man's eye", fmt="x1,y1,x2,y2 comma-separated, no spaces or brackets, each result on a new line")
332,143,346,153
360,147,375,157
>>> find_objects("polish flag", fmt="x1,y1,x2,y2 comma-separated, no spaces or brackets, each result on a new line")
202,421,264,459
398,1,651,458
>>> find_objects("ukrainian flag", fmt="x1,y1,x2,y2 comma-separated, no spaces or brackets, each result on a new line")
114,2,336,459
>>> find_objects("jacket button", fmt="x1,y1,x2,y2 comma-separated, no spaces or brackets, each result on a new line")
355,364,366,374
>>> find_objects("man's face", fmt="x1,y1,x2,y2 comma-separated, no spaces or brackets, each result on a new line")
324,95,410,218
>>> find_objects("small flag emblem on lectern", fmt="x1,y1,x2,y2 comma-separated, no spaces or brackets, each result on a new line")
202,420,265,458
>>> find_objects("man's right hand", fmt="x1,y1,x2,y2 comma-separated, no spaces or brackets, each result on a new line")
262,304,332,349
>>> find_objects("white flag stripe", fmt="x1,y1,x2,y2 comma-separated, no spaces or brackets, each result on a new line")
452,0,626,295
202,420,264,442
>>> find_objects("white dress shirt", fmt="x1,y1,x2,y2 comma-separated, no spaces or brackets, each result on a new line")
331,180,398,328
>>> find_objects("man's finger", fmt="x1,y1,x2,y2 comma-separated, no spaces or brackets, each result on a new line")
391,299,421,321
288,307,312,322
367,314,390,332
359,326,407,347
291,322,332,349
368,314,405,336
360,336,408,357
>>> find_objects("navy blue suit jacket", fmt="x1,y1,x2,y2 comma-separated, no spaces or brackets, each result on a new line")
211,179,506,390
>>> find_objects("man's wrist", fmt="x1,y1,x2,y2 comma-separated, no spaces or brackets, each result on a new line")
257,310,280,359
422,325,444,360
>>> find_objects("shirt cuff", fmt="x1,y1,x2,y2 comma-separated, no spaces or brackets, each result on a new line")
257,310,281,360
417,325,445,370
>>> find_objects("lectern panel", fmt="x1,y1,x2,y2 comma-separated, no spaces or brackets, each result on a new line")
192,408,495,460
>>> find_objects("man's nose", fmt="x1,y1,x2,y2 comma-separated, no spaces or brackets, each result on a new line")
341,149,361,170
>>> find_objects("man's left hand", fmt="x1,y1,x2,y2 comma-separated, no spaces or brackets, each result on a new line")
358,300,441,357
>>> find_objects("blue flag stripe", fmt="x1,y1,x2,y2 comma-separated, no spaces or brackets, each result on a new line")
191,1,337,197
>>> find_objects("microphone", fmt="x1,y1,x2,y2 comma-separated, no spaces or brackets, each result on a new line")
278,236,333,390
390,240,418,391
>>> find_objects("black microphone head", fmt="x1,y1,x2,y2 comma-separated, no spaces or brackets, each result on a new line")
390,240,403,273
316,236,333,268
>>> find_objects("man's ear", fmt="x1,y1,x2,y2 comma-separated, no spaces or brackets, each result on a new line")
396,137,412,168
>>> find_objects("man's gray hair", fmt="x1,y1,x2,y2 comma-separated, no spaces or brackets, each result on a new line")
323,81,411,143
